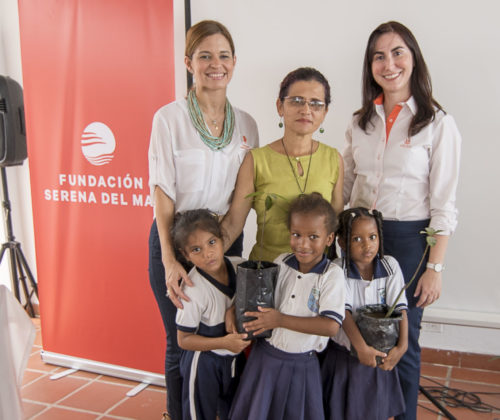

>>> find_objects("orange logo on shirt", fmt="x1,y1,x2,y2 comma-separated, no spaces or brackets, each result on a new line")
240,135,250,150
400,138,411,148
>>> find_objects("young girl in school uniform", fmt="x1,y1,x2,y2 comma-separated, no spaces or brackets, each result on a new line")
173,209,250,420
321,207,408,420
229,192,346,420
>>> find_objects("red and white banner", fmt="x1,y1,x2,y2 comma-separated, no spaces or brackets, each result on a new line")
18,0,174,374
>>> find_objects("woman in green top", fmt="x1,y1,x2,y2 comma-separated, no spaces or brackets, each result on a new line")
222,67,343,262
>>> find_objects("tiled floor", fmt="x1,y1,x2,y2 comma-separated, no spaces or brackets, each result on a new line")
22,318,166,420
22,318,500,419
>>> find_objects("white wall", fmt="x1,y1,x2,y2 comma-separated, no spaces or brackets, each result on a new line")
2,0,499,353
185,0,500,353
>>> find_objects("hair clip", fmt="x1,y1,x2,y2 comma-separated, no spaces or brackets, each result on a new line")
351,212,356,218
368,209,374,215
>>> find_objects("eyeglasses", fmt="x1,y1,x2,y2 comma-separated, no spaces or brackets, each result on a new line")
284,96,326,111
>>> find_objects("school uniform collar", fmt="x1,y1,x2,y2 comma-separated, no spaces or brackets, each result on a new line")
344,255,389,280
196,257,236,298
284,253,330,274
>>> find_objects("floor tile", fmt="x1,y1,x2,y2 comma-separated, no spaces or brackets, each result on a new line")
451,366,500,385
445,405,499,420
21,400,47,419
416,401,440,420
26,351,59,373
421,348,461,366
448,380,500,415
97,375,140,387
108,388,166,420
421,362,450,379
461,353,500,372
420,375,448,388
69,370,101,380
22,369,46,386
58,380,132,413
32,406,100,419
21,374,89,404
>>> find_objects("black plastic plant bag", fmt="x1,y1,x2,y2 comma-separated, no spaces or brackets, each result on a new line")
353,304,402,364
235,260,278,339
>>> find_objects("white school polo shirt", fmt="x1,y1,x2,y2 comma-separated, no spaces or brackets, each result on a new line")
176,256,244,356
267,254,346,354
332,256,408,350
148,98,259,215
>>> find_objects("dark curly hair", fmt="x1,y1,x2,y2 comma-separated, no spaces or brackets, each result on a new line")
336,207,384,270
287,192,338,259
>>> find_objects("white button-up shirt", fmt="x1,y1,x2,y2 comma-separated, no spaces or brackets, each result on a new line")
148,98,259,215
343,97,461,234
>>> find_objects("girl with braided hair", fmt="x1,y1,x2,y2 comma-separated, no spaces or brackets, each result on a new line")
321,207,408,420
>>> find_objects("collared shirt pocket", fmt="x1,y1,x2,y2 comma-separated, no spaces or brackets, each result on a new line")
307,286,320,314
174,149,205,193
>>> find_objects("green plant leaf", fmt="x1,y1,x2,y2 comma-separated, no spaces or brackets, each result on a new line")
265,195,273,211
426,236,437,247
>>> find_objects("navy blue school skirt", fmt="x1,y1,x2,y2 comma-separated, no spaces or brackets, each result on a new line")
229,339,324,420
321,340,405,420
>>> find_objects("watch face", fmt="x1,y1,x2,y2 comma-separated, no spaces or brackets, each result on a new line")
434,264,443,272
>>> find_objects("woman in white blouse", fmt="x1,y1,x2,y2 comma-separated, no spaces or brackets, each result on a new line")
343,21,461,420
148,20,258,420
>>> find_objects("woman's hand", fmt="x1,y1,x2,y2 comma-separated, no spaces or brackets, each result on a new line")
223,332,250,353
243,306,281,336
414,269,442,308
165,259,193,309
415,234,448,308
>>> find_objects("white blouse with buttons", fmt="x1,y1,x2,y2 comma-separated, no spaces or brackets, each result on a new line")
343,96,461,234
148,98,259,215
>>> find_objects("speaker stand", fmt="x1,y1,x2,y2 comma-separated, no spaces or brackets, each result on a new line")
0,166,38,316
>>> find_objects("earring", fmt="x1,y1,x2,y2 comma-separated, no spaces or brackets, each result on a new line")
278,116,283,128
319,125,325,134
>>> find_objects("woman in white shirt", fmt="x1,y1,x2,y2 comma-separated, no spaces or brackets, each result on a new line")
148,20,258,420
342,21,461,420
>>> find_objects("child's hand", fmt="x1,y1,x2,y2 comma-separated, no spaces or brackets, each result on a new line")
225,305,237,333
223,332,250,353
243,307,281,336
379,345,406,371
357,344,387,368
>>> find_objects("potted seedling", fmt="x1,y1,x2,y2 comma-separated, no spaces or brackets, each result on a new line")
234,192,286,339
355,227,442,356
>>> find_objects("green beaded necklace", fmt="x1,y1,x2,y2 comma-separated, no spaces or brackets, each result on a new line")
187,89,235,151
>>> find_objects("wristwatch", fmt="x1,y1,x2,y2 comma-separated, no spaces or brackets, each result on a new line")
426,262,444,273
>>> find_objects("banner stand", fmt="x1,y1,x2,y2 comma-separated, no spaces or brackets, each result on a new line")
18,0,175,378
41,351,165,387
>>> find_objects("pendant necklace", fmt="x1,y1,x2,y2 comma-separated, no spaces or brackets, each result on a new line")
281,138,313,194
187,88,235,151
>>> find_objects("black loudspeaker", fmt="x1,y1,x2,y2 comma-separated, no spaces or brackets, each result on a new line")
0,76,27,167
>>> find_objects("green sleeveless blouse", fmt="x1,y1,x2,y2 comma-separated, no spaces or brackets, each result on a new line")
248,142,340,262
